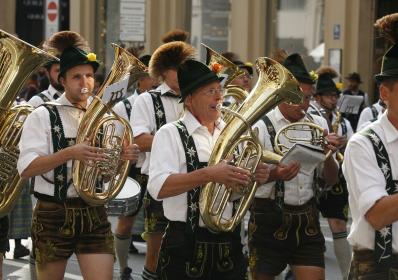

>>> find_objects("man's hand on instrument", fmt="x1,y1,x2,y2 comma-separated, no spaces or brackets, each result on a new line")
69,140,107,163
322,129,339,154
207,160,251,187
326,132,347,149
121,143,140,163
253,162,271,184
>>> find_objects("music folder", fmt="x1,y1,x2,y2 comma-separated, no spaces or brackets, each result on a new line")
280,143,326,176
337,95,364,114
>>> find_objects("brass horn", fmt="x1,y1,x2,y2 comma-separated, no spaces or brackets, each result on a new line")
199,57,303,232
0,30,57,216
72,44,146,206
202,44,249,121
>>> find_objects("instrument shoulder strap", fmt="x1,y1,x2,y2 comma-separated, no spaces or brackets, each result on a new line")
122,98,132,120
340,117,347,136
261,114,277,152
174,120,207,235
360,128,395,268
41,104,76,201
149,90,167,131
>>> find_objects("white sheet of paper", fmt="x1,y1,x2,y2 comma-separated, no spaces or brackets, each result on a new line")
280,143,325,176
337,95,363,114
102,77,129,105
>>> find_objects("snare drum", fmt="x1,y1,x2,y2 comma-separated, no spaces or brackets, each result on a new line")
106,177,141,216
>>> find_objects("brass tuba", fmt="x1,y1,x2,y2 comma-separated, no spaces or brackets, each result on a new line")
203,44,249,122
0,30,57,216
199,57,303,232
72,44,146,206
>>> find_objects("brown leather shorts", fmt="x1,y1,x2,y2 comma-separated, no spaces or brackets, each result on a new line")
143,191,168,236
31,199,114,264
0,216,9,253
348,249,398,279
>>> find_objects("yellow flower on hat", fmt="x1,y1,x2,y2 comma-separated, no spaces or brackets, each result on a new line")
336,82,343,91
309,70,318,81
87,52,97,62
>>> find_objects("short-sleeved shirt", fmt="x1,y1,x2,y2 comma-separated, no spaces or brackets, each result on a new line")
343,112,398,252
131,82,183,175
253,107,329,205
147,111,232,227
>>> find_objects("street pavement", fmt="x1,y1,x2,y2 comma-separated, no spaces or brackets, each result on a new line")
2,217,346,280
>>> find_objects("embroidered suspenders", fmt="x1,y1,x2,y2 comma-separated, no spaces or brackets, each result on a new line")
37,92,51,103
42,104,76,201
122,98,132,120
174,120,207,235
149,91,167,130
361,128,395,268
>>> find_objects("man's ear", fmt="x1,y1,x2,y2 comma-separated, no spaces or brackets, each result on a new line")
379,84,389,104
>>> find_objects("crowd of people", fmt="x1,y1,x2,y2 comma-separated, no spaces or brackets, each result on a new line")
0,11,397,280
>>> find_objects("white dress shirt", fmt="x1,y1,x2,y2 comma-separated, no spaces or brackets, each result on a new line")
28,84,62,108
18,94,85,197
147,111,232,226
253,107,329,205
343,112,398,252
131,82,183,175
357,101,384,131
113,93,144,168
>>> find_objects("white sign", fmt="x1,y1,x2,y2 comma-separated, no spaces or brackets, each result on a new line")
120,0,146,42
102,78,129,105
45,0,59,39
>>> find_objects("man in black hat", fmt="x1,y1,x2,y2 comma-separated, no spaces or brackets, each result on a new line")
28,35,64,107
131,41,196,280
314,70,353,279
343,13,398,279
17,31,139,280
249,53,340,280
147,59,270,279
342,72,369,131
230,60,254,92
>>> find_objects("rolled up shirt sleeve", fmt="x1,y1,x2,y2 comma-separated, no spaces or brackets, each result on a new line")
343,136,387,217
17,107,51,175
147,124,185,200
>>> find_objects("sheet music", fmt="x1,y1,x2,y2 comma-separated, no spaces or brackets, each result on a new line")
337,95,363,114
280,143,325,176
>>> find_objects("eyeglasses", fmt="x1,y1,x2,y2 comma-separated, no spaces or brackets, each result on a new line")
202,88,224,96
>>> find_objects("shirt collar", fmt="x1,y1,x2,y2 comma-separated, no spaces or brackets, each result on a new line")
48,84,62,99
158,82,178,96
379,111,398,143
181,111,224,136
56,93,91,109
273,106,306,124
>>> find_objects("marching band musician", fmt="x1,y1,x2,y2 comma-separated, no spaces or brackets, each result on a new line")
131,41,196,280
313,69,353,279
249,53,339,280
27,35,63,108
343,13,398,279
17,31,139,280
112,55,154,280
147,59,270,279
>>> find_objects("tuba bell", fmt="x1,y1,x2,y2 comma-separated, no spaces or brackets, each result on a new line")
0,30,57,216
72,44,146,206
199,57,303,232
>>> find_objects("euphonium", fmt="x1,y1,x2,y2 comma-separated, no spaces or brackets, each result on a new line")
0,30,57,216
202,44,249,122
72,44,146,206
199,57,303,232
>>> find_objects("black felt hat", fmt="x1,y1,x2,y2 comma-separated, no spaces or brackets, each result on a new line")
283,53,315,84
315,73,340,95
375,44,398,82
178,59,223,102
345,72,362,83
59,46,99,78
233,60,253,76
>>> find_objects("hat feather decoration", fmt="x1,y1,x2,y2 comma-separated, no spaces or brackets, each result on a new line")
374,13,398,44
316,66,338,79
43,31,90,57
